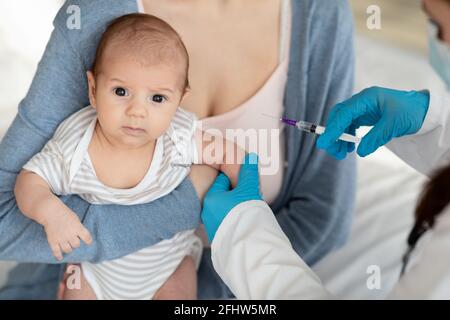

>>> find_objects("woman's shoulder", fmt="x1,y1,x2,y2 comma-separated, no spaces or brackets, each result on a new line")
291,0,353,51
293,0,352,24
52,0,140,68
53,0,139,28
295,0,350,14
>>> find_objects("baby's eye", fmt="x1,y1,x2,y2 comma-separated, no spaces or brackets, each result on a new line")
151,94,166,103
114,87,128,97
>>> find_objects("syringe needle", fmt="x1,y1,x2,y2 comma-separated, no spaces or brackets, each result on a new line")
261,113,281,120
261,113,361,144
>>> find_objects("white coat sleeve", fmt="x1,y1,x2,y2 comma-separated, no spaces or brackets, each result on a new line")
387,90,450,176
211,200,332,299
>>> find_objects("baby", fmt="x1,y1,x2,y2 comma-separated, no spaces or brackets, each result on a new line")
14,13,245,300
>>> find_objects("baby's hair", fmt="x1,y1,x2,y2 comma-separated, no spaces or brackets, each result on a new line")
92,13,190,92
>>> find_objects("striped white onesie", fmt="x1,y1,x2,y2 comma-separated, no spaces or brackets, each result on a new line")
23,105,203,300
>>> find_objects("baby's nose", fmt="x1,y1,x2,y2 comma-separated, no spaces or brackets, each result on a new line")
127,101,146,117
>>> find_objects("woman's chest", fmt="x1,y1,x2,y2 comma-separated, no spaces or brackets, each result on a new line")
182,25,279,118
141,1,280,118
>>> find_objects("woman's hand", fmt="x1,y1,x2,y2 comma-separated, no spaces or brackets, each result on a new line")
316,87,430,159
201,153,262,242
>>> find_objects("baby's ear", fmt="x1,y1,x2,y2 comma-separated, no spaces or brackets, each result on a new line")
86,71,97,108
180,86,190,102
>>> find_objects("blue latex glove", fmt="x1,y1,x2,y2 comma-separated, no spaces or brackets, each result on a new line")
316,86,430,159
201,153,263,242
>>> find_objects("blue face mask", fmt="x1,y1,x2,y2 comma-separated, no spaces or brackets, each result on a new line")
429,21,450,90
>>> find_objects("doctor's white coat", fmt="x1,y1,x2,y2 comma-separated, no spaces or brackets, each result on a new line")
210,91,450,299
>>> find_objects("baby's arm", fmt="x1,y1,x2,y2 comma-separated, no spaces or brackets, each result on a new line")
14,170,92,261
193,129,246,188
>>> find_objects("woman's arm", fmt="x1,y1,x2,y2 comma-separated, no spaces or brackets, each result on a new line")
274,0,357,265
0,9,92,262
0,1,201,263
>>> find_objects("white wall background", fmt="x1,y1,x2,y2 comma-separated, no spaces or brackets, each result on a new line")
0,0,63,138
0,0,63,287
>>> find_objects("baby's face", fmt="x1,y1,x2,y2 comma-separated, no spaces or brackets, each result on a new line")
87,53,187,148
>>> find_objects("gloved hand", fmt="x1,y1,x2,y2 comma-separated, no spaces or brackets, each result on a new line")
201,153,262,242
316,86,430,159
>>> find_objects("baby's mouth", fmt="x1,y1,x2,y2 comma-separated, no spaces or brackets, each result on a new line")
122,126,146,136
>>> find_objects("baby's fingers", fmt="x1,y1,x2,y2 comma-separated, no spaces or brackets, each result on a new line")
60,241,73,254
68,237,81,249
51,244,63,261
79,227,93,245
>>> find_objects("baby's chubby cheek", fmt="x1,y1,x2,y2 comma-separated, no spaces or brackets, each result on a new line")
147,116,173,138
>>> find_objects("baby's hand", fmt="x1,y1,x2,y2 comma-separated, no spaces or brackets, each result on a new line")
42,205,93,261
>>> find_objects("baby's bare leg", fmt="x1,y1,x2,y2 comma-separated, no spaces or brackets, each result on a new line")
153,256,197,300
62,264,97,300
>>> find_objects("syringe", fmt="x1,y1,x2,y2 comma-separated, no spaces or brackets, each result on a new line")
262,113,361,144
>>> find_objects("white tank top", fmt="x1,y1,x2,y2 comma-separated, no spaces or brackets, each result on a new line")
199,0,291,204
